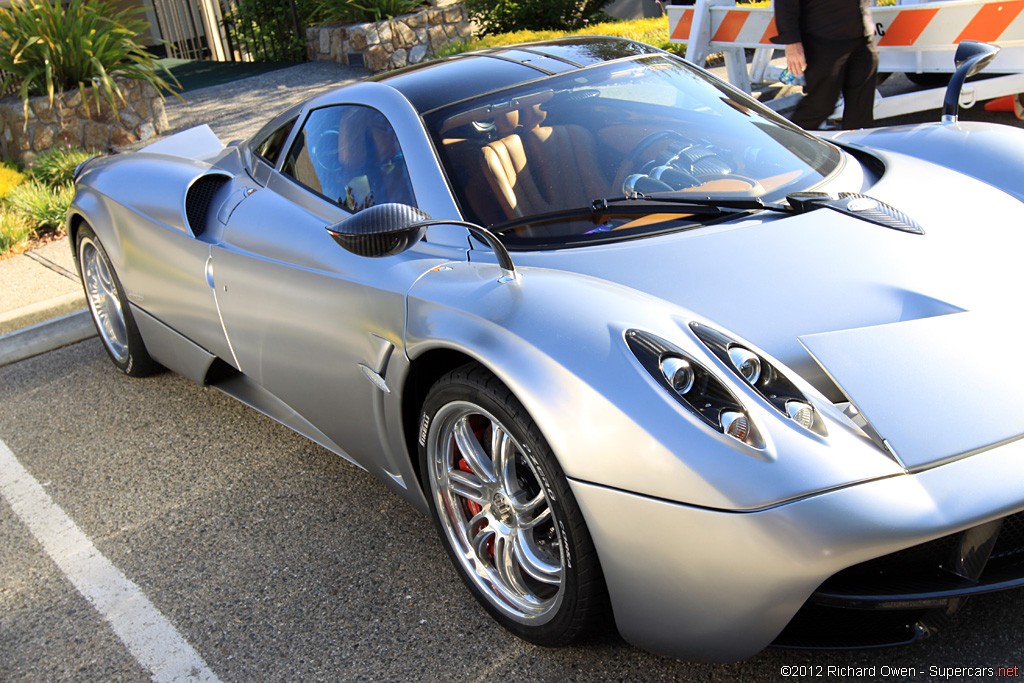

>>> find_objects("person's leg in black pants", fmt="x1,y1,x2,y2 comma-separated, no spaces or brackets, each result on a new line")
790,36,877,130
840,37,878,129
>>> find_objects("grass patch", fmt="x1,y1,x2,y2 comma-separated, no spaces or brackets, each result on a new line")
0,209,34,255
6,181,75,234
0,147,93,257
435,16,685,58
27,147,94,187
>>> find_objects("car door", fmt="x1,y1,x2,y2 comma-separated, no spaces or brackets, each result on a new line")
210,102,462,474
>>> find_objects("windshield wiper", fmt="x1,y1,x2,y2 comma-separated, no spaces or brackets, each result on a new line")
595,193,791,213
491,195,780,235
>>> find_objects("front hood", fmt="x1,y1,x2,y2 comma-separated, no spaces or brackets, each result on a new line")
514,151,1024,470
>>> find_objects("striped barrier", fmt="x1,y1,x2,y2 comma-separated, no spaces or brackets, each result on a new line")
668,0,1024,120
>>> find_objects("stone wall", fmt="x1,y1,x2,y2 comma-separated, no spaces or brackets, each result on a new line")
306,4,473,73
0,79,169,164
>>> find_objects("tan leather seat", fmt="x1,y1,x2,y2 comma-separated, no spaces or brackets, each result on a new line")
445,104,610,224
479,110,553,220
521,105,608,209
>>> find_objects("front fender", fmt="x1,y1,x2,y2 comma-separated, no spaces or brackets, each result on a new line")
826,121,1024,202
405,262,902,511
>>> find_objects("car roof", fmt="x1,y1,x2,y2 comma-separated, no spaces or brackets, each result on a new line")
370,36,665,114
245,37,664,150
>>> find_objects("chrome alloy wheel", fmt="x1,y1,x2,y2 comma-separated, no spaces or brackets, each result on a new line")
427,401,565,623
80,236,129,364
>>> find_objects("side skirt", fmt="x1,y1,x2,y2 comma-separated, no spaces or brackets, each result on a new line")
211,372,364,471
131,304,362,470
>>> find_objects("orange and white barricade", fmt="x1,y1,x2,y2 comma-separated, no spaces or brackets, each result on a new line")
667,0,1024,119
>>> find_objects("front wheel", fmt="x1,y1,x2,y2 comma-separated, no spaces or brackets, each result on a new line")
77,223,155,376
419,364,608,646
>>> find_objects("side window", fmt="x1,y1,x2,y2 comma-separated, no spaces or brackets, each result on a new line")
253,117,296,166
281,105,415,212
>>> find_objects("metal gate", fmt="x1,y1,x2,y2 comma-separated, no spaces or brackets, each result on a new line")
150,0,304,63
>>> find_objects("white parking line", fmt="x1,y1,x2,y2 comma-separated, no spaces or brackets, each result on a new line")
0,438,222,683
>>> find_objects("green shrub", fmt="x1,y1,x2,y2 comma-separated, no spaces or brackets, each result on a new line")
436,17,684,58
0,209,33,255
28,147,93,187
313,0,422,23
0,164,27,200
6,180,74,233
0,0,178,119
464,0,612,36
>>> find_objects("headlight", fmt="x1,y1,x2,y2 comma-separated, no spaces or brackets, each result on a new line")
727,346,762,384
627,329,764,448
660,356,694,393
690,322,826,436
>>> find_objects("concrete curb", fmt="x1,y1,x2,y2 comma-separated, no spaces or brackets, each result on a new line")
0,309,96,368
0,292,87,336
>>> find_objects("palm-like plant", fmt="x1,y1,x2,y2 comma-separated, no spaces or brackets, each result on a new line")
0,0,178,120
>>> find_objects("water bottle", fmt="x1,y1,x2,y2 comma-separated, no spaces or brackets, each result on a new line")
779,69,805,86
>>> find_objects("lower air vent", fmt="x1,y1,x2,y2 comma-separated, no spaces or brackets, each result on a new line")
185,173,230,237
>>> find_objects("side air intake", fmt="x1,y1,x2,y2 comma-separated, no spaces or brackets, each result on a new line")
185,173,231,237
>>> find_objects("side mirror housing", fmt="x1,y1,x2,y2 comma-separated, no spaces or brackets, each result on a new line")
326,203,430,257
325,203,519,282
943,41,1000,122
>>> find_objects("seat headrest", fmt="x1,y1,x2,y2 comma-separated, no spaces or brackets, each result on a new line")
521,104,547,130
495,110,519,136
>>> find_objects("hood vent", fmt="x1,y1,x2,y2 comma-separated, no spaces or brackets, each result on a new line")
185,173,231,237
787,191,925,235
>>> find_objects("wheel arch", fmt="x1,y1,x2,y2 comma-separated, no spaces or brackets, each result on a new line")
399,346,491,494
67,187,122,269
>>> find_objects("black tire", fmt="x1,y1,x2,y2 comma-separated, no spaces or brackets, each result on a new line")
76,222,156,377
418,363,609,646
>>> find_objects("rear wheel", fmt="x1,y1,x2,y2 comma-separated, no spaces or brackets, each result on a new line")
419,363,608,646
77,223,155,376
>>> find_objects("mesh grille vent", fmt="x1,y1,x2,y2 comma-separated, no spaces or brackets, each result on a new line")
185,174,230,237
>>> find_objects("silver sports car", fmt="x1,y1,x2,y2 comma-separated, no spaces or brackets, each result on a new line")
70,37,1024,661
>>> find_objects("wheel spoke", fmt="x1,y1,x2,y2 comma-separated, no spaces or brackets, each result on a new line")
511,489,551,529
468,507,488,530
446,468,486,504
512,531,561,586
96,262,117,299
494,535,531,598
490,423,519,494
453,417,496,484
519,504,551,530
470,524,494,564
511,489,544,515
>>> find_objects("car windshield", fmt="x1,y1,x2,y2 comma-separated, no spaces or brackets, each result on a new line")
425,54,843,245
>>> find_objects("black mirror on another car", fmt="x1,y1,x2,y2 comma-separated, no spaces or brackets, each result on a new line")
943,41,1000,122
326,203,519,282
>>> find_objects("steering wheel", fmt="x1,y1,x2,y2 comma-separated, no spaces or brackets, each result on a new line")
613,130,694,194
309,128,344,176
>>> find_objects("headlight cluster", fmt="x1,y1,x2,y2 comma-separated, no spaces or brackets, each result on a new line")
626,329,764,447
689,322,826,436
627,325,826,447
